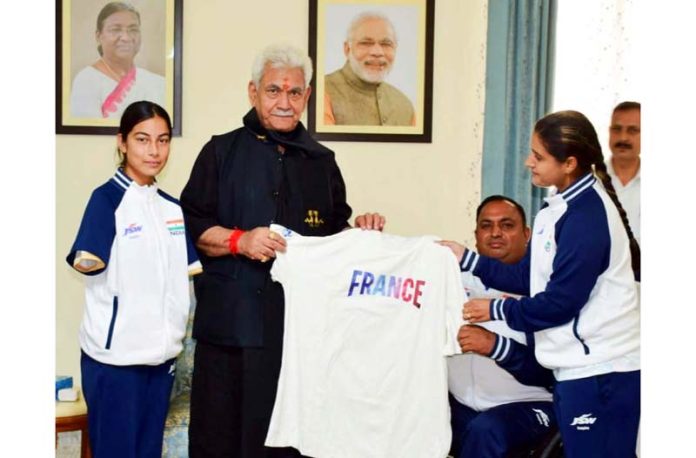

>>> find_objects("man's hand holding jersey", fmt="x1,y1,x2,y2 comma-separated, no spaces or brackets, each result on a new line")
457,324,496,355
353,212,386,231
237,227,287,263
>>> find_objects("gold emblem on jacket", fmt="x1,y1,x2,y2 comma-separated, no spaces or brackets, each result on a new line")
304,210,324,227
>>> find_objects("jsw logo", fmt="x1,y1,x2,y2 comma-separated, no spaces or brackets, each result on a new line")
570,413,597,426
124,224,143,236
533,408,550,427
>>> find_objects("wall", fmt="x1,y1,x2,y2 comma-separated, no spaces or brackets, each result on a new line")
56,0,489,384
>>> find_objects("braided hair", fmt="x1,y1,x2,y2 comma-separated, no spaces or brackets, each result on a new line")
534,110,640,281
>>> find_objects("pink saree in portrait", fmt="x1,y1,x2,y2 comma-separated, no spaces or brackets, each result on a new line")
101,67,137,118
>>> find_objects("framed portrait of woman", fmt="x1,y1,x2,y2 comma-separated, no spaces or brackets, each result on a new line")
56,0,183,135
308,0,434,142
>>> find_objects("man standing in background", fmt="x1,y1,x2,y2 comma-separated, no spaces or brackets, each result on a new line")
606,101,641,245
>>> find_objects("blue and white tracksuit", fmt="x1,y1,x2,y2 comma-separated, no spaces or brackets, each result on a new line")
460,173,640,458
448,274,555,458
67,169,202,458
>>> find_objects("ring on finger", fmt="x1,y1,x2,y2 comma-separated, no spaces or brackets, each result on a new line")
269,232,275,240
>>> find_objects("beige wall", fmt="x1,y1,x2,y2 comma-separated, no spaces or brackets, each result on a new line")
56,0,488,384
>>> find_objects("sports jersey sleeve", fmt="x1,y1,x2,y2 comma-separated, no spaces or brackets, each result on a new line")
270,251,289,285
443,251,466,356
491,210,612,333
66,187,117,276
460,248,531,296
180,138,221,242
490,332,554,390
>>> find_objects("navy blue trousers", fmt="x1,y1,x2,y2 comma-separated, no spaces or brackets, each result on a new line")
554,370,640,458
449,394,556,458
81,351,176,458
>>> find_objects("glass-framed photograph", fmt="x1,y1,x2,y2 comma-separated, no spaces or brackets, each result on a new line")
56,0,183,135
308,0,434,142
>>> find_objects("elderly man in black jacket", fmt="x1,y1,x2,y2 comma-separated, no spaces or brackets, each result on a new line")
180,44,384,458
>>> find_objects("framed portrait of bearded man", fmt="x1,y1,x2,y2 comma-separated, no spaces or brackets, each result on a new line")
56,0,183,135
308,0,434,142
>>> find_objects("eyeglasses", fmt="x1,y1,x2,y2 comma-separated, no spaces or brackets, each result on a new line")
102,26,141,38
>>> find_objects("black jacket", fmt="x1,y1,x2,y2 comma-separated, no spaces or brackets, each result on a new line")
181,109,352,346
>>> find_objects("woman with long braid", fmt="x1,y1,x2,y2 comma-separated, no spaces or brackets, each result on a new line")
441,110,640,458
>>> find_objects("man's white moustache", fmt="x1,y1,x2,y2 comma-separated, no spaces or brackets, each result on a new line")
271,110,293,117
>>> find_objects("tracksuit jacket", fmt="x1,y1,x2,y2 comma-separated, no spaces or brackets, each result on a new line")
460,173,640,381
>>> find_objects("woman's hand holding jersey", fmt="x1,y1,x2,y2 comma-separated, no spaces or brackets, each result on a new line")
462,298,492,324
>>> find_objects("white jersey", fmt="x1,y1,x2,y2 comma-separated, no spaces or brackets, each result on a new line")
266,226,465,458
447,273,552,411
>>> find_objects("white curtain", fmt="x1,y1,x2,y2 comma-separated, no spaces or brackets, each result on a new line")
551,0,640,153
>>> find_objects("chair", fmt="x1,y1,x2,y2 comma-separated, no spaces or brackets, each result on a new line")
528,429,563,458
162,290,197,457
55,390,92,458
508,427,564,458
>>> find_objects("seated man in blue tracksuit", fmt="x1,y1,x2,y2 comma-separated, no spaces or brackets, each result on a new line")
448,196,557,458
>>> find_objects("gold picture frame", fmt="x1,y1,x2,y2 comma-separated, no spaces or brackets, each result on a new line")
308,0,434,142
56,0,183,135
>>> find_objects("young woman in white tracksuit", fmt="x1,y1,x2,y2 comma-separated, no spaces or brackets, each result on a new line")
67,101,201,458
442,110,640,458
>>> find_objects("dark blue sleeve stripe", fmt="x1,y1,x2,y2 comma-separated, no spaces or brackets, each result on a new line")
490,335,511,361
499,336,511,360
490,334,502,359
490,298,506,321
185,228,199,265
157,188,181,205
460,249,479,272
112,173,130,190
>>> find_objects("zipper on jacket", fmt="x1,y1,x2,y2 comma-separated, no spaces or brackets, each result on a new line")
105,296,119,349
147,195,170,362
572,315,590,355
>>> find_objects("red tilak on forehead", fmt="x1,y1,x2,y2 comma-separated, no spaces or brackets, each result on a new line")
282,77,290,91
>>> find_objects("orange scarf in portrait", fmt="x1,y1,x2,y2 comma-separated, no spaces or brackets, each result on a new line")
101,67,136,118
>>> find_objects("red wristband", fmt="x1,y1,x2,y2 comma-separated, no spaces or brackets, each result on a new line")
228,229,245,255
